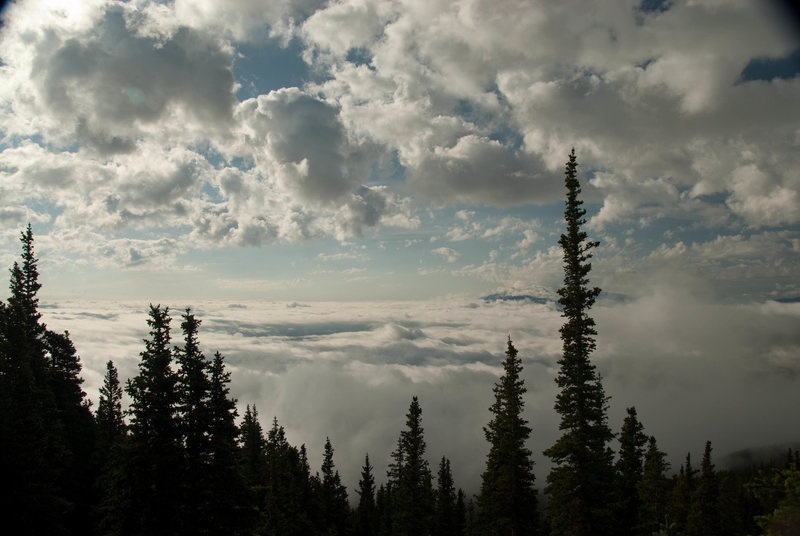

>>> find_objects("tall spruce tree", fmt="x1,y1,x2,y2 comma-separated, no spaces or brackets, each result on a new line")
390,396,434,536
44,328,96,534
206,351,248,535
356,454,378,536
477,338,538,535
0,224,77,535
544,149,615,536
670,452,697,534
637,436,671,536
125,305,184,536
94,360,131,536
687,441,719,536
239,405,268,532
262,417,316,535
435,456,459,536
614,407,648,535
320,437,351,535
174,308,213,534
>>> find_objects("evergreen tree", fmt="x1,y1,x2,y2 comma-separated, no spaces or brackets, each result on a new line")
239,405,268,533
687,441,719,536
125,305,183,536
44,328,96,534
669,452,697,534
435,457,459,536
174,308,213,534
262,417,316,535
544,149,615,536
637,436,671,536
206,351,248,535
477,338,538,535
391,396,434,535
96,361,126,453
94,360,131,536
749,460,800,535
320,437,351,535
356,454,378,536
455,489,467,536
0,224,70,534
614,407,648,534
376,483,392,536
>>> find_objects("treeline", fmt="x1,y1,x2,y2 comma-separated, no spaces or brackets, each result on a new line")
1,152,798,535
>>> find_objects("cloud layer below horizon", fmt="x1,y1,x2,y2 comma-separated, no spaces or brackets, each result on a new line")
2,0,800,495
42,295,800,494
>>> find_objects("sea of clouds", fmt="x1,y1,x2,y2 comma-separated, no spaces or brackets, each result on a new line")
41,293,800,495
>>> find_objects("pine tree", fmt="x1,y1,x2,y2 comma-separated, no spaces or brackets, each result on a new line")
0,224,71,535
239,405,268,533
94,360,131,536
356,454,378,536
206,351,248,535
125,305,183,536
376,483,392,536
174,308,213,534
687,441,719,536
637,436,671,536
670,452,697,534
96,361,125,452
614,407,648,534
263,417,316,535
44,328,96,534
320,437,351,535
435,457,459,536
456,489,467,536
391,396,435,535
544,149,615,536
478,338,538,535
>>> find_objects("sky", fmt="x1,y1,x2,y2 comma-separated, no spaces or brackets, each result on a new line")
1,0,800,494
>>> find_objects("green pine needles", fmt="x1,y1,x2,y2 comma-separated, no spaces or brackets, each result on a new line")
544,149,615,536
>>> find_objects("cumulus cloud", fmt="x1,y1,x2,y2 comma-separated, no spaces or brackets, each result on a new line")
3,3,236,153
2,0,799,272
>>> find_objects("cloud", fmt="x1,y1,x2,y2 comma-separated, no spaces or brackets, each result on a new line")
431,247,460,263
3,0,799,273
5,3,236,153
39,294,800,495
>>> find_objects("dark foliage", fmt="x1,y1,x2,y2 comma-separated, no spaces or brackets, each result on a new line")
544,150,615,536
1,223,792,536
477,338,538,535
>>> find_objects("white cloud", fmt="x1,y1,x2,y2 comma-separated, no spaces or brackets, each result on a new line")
431,246,460,263
38,294,800,494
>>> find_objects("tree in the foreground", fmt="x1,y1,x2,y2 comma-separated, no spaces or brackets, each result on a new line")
94,360,132,536
636,436,671,536
0,225,93,535
125,305,184,536
477,338,538,535
355,454,378,536
319,437,351,535
205,351,248,535
390,396,435,535
174,308,212,534
544,149,615,536
669,452,697,534
435,456,459,536
687,441,719,536
614,407,648,534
